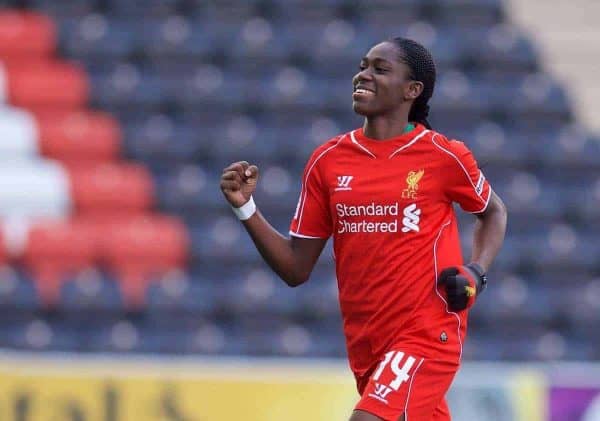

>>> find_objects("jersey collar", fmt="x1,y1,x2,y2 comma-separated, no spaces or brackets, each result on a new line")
350,124,428,159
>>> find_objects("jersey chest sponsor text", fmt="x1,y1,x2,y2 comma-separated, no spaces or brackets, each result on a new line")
331,169,427,235
335,201,421,234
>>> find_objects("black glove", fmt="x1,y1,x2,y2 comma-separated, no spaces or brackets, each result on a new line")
438,263,487,311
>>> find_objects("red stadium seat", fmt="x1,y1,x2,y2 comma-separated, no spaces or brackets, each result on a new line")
22,220,97,306
0,11,56,58
67,163,155,215
35,111,122,163
96,215,189,308
4,61,88,109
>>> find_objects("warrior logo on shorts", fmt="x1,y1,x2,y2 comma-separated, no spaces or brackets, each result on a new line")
373,383,394,399
402,169,424,199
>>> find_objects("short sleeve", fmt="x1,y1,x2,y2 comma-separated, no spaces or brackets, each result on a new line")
441,140,492,213
289,153,332,239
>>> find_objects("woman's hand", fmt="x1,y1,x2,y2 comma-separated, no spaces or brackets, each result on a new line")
220,161,259,207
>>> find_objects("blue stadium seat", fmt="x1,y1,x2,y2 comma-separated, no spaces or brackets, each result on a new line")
134,17,214,60
461,25,538,73
189,218,260,264
90,67,167,110
294,265,340,319
106,0,179,17
30,0,96,17
229,317,333,357
122,117,205,169
179,321,245,355
59,17,136,61
198,0,260,22
153,165,227,218
146,270,216,316
60,270,123,313
0,267,40,313
87,319,160,353
213,265,304,317
425,0,504,26
357,0,422,31
2,318,81,352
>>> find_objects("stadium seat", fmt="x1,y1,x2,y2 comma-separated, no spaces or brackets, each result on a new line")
86,318,158,353
461,25,538,73
0,11,56,58
135,17,215,61
295,268,341,319
146,269,217,316
0,161,71,220
122,117,205,168
35,111,122,163
59,268,123,313
67,163,154,215
22,220,97,306
2,61,89,109
89,66,166,110
357,1,422,30
14,319,82,351
153,165,216,218
189,218,258,264
59,17,136,61
0,106,38,161
106,0,180,17
0,266,40,313
180,322,237,355
217,266,303,317
96,215,189,308
424,0,504,26
29,0,96,18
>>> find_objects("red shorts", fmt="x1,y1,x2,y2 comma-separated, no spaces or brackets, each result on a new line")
355,348,459,421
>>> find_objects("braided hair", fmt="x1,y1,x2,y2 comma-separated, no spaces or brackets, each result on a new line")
390,37,436,129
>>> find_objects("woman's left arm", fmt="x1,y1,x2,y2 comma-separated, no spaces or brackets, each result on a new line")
470,190,508,272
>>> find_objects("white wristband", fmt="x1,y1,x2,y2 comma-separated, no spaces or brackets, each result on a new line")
231,196,256,220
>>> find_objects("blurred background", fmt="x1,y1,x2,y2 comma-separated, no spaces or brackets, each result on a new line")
0,0,598,420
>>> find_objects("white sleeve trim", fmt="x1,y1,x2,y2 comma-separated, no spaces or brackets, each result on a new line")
468,186,492,214
289,231,329,239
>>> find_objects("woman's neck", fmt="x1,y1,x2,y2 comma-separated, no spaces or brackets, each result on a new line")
362,115,412,140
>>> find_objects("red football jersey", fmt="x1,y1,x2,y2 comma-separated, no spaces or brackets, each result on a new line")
289,124,492,380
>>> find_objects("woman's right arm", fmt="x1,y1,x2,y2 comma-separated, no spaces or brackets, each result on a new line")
220,161,327,287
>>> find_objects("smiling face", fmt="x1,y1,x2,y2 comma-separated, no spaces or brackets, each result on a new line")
352,41,424,118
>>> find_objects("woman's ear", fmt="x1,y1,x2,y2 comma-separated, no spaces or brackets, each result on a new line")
405,80,424,100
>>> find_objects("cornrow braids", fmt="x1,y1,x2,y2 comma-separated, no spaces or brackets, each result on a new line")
390,37,436,129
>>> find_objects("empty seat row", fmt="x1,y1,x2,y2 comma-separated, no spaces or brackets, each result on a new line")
0,162,154,219
32,0,503,26
1,313,597,360
0,107,121,163
0,216,188,307
0,314,347,356
121,118,590,171
57,15,531,71
85,67,566,122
